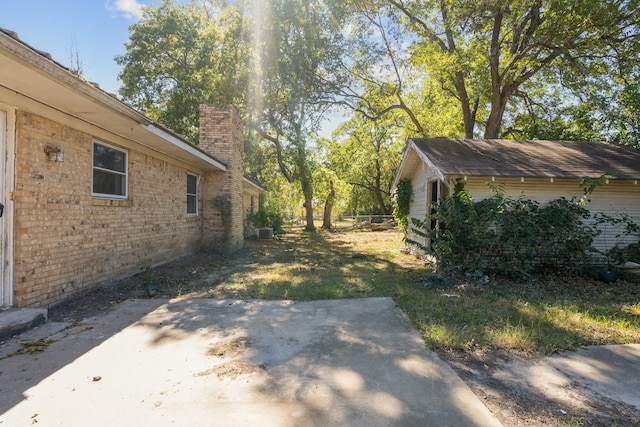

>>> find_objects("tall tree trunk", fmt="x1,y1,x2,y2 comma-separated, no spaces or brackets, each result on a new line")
301,177,315,231
455,73,476,139
322,181,336,230
374,188,389,215
484,10,507,139
483,98,508,138
373,158,390,215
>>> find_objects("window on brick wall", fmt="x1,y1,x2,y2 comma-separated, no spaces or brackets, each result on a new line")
92,141,127,198
187,173,198,215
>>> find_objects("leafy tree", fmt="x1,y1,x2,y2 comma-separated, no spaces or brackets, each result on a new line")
247,0,348,231
340,0,640,139
328,4,463,138
325,114,404,216
118,0,348,231
507,69,640,147
116,0,250,141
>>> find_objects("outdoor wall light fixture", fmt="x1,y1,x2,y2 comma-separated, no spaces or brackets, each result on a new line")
45,144,64,162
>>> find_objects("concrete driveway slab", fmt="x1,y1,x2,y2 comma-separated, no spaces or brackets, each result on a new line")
0,298,502,426
546,344,640,409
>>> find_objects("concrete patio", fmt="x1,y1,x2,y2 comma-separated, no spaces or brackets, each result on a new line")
0,298,502,426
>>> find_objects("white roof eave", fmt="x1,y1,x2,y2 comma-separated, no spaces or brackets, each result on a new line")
243,178,267,193
0,29,226,173
143,125,226,171
392,140,446,190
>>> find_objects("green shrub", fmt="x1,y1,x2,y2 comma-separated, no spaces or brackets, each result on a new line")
409,181,601,277
246,209,285,234
595,212,640,265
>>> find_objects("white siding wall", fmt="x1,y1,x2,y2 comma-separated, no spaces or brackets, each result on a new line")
461,176,640,253
407,162,438,247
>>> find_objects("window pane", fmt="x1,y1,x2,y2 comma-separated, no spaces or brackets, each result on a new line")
187,174,197,194
94,143,125,172
187,174,197,214
187,195,197,214
93,170,126,196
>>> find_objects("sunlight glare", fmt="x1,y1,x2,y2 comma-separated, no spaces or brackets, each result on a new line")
249,0,270,117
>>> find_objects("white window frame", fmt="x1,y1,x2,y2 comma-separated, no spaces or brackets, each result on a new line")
187,172,198,216
92,140,128,199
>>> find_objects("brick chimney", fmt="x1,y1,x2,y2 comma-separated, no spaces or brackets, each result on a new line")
199,105,244,254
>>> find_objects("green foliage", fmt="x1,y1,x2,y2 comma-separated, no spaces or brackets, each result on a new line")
326,115,404,216
594,212,640,265
340,0,640,138
117,0,250,141
248,0,349,231
246,209,285,234
411,182,601,276
392,179,412,235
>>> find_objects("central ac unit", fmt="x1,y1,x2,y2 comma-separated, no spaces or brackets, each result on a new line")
256,227,273,240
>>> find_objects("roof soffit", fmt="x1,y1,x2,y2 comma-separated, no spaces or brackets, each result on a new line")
0,30,225,172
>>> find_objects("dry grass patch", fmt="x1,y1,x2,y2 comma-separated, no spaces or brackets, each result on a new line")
150,226,640,355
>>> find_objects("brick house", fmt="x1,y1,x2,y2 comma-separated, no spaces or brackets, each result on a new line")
0,29,264,308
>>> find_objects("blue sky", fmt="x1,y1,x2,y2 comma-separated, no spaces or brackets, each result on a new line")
2,0,346,136
1,0,154,93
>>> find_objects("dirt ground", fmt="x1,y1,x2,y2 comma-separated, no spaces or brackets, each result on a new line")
441,348,640,427
47,236,640,427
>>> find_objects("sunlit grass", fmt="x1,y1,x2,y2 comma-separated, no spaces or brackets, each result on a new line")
168,226,640,355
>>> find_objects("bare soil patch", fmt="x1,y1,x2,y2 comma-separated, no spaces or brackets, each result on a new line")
439,348,640,426
207,336,248,358
47,249,253,322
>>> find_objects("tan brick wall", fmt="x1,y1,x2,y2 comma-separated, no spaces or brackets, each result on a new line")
13,111,203,307
201,169,224,248
199,105,244,253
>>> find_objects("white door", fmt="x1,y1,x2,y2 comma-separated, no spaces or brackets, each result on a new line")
0,109,12,307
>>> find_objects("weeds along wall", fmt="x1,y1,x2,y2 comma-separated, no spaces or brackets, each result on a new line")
409,176,640,276
13,111,203,307
462,176,640,252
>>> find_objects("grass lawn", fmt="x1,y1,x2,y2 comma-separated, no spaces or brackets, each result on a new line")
169,226,640,355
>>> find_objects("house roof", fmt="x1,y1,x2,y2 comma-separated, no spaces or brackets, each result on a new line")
393,138,640,187
0,27,227,172
243,177,267,194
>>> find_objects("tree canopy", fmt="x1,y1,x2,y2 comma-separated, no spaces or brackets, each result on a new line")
247,0,348,230
116,0,640,227
338,0,640,140
116,0,250,141
118,0,348,230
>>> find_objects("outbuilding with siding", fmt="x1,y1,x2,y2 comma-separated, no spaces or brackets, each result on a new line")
392,138,640,255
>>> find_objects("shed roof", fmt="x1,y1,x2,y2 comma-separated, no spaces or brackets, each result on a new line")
408,138,640,181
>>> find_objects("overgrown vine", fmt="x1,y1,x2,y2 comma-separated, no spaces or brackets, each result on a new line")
393,179,412,236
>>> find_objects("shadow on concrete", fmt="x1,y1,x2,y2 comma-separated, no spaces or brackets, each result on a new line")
128,297,501,426
1,298,500,426
1,230,501,425
0,300,166,417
